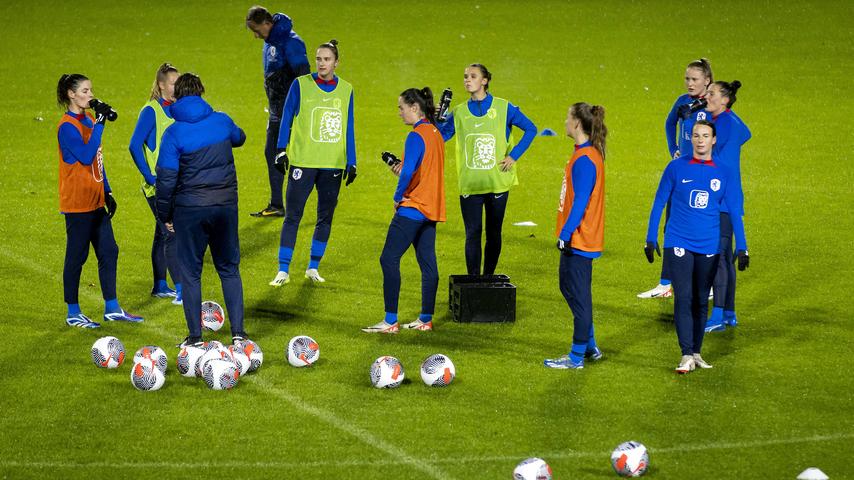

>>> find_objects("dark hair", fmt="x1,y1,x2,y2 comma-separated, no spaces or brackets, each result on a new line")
318,39,339,60
246,5,273,25
400,87,437,124
686,57,714,87
570,103,608,159
693,119,717,137
714,80,742,108
174,73,205,99
150,62,179,101
468,63,492,91
56,73,89,108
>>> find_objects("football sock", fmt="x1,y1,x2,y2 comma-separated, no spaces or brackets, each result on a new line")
586,324,598,352
104,298,120,314
67,303,81,317
569,343,586,364
154,279,170,292
384,312,398,325
724,310,736,320
175,283,182,296
419,313,433,323
308,240,327,270
660,279,672,286
278,246,294,273
709,307,724,323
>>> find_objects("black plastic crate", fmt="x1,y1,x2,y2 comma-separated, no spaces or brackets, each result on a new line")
449,275,516,323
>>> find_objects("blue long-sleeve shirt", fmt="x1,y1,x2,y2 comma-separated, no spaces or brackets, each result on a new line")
263,13,310,121
665,94,705,158
558,141,600,258
646,155,747,254
436,93,537,160
393,120,430,222
128,98,172,185
58,113,110,192
711,108,751,215
276,73,356,167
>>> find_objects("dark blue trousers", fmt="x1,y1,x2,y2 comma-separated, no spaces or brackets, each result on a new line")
379,215,438,315
713,212,736,310
666,247,718,355
145,194,179,288
174,205,244,338
279,166,342,249
459,192,509,275
265,120,285,209
63,209,118,304
559,252,594,345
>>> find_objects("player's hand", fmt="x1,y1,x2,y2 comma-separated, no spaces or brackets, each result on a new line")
273,148,289,175
164,222,175,233
343,165,357,186
393,200,401,211
500,156,516,172
672,150,681,159
735,250,749,271
93,102,113,125
644,241,660,263
391,162,402,176
556,238,571,254
104,193,118,219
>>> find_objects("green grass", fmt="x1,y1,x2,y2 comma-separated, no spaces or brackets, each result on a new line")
1,0,853,478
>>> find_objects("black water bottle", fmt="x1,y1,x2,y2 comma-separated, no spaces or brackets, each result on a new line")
437,88,452,122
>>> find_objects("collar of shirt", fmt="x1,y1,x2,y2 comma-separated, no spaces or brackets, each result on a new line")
66,111,86,121
313,73,338,86
712,108,731,121
160,98,173,107
574,140,592,151
690,157,716,166
413,118,430,129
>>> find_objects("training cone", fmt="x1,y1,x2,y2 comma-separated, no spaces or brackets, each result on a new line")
797,467,829,480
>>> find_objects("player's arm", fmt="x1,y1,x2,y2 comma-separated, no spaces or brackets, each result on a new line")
646,162,676,243
393,132,424,203
154,129,181,223
665,101,680,157
276,80,301,149
558,156,596,241
436,111,455,141
346,91,356,167
230,117,246,147
128,106,157,185
506,103,537,161
58,122,104,166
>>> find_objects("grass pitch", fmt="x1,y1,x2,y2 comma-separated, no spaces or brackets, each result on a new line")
1,0,852,478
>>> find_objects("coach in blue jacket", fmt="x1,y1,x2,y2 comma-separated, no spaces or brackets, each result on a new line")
156,73,249,347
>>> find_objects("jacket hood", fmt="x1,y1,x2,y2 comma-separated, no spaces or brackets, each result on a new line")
171,96,214,124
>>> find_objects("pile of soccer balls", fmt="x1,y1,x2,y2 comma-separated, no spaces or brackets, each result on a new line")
370,354,456,388
512,441,649,479
176,338,264,390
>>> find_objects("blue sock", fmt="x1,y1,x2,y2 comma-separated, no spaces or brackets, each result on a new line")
308,240,327,270
586,324,598,352
709,306,724,323
569,343,586,364
175,283,182,296
419,313,433,323
155,279,170,292
384,312,398,325
104,298,120,314
660,279,671,286
278,246,294,273
67,303,81,317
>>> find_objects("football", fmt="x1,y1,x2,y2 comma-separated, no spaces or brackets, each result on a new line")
200,300,225,331
226,344,251,375
176,345,205,377
370,356,405,389
513,457,552,480
238,339,264,373
202,358,239,390
286,335,320,367
130,358,166,391
91,336,125,369
610,441,649,477
133,345,167,374
195,345,230,377
420,353,455,387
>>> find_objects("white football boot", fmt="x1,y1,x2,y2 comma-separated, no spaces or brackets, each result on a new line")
675,355,696,374
637,283,673,299
305,269,326,283
692,354,713,369
269,271,290,287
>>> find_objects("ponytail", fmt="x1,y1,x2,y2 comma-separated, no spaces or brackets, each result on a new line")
150,62,179,101
687,57,714,87
714,80,742,108
571,102,608,159
56,73,89,109
400,87,436,124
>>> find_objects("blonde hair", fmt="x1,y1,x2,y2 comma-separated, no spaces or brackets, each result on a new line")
149,63,179,101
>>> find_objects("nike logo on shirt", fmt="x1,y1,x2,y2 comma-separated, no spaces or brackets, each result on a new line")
322,98,333,102
494,194,505,199
682,179,693,183
333,172,342,177
474,122,484,128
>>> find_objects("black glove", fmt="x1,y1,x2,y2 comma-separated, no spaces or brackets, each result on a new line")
735,250,749,271
93,101,113,125
644,241,661,263
273,148,289,175
343,165,357,186
381,151,401,167
556,238,571,254
104,193,117,219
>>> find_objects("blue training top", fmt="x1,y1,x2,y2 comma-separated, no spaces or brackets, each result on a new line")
58,112,111,193
128,98,172,185
436,93,537,161
646,155,747,254
665,94,707,158
710,108,751,215
558,141,600,259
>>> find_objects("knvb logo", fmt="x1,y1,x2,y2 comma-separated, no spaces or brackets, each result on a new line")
690,190,709,209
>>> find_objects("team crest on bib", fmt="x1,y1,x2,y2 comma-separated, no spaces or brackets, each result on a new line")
292,168,303,180
697,111,707,121
465,133,497,169
674,247,685,257
311,107,343,143
710,178,721,191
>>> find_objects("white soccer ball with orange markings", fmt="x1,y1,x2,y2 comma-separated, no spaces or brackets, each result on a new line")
420,354,455,387
91,336,125,369
370,356,404,389
286,335,320,367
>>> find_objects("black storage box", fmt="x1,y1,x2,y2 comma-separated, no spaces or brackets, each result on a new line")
448,274,516,323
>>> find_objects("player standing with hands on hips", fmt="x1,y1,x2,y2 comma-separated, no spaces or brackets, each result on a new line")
128,63,183,305
245,5,310,218
154,73,250,347
362,88,445,334
644,121,749,373
269,39,357,286
436,64,537,276
544,103,607,369
56,74,142,328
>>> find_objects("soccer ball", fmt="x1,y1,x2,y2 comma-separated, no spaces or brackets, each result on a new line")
226,344,250,376
91,336,125,369
201,301,225,331
420,354,455,387
370,356,405,389
176,345,205,377
202,358,239,390
513,457,552,480
238,339,264,373
195,345,230,377
130,358,165,391
286,335,320,367
134,345,167,374
611,441,649,477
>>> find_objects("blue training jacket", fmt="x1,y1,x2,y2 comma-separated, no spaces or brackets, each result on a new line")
711,109,751,215
665,94,707,158
646,155,747,254
263,13,310,122
155,96,246,222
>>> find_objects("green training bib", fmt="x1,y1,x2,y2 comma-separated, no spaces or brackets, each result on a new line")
288,75,353,169
452,96,517,195
139,99,174,198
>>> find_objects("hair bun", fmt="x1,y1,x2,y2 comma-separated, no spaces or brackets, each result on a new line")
700,57,710,66
731,80,742,89
329,39,338,46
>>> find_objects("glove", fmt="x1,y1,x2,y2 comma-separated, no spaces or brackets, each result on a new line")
93,101,113,125
343,165,357,186
381,151,401,167
556,238,571,254
735,250,749,271
644,241,661,263
273,148,289,175
104,193,117,219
